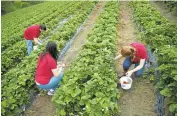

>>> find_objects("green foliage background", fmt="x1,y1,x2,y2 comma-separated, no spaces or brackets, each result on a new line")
1,1,43,15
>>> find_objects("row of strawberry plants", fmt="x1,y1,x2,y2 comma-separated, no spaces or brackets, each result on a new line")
1,2,67,37
1,2,96,116
2,2,58,44
1,2,85,75
164,1,177,11
2,2,56,27
131,1,177,115
2,1,84,37
2,1,85,51
2,1,83,52
1,2,72,51
52,2,120,116
1,1,95,80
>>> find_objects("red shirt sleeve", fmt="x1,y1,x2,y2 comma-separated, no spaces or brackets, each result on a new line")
35,53,57,84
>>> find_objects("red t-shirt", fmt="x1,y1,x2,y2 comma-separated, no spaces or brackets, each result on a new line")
24,25,41,40
130,42,148,63
35,53,57,84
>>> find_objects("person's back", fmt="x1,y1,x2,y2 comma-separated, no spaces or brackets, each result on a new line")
34,41,64,96
24,25,40,40
24,24,46,55
130,42,148,63
35,53,57,85
130,42,147,53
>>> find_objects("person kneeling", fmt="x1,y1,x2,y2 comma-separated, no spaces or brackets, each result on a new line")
35,41,65,95
114,42,148,78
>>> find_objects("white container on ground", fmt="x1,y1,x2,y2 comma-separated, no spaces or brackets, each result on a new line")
119,76,133,90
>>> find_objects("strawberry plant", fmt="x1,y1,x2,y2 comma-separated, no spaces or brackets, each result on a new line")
131,1,177,115
1,2,96,116
52,2,120,116
1,2,72,51
1,2,91,76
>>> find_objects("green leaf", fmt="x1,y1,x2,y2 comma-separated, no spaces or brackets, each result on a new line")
71,88,81,97
1,101,7,108
98,80,104,85
9,99,16,103
65,96,72,103
160,88,172,97
81,95,90,100
95,92,104,97
60,109,66,116
90,99,97,105
169,104,177,112
174,75,177,81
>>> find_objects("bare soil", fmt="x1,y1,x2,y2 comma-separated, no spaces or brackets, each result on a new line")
115,2,156,116
24,2,105,116
61,1,105,69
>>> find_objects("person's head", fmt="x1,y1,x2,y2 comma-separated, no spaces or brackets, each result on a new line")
40,24,46,32
44,41,58,60
120,45,135,57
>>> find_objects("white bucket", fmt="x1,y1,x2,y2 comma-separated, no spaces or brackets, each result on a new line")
119,76,133,90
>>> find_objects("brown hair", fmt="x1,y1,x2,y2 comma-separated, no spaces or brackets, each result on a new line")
121,46,135,57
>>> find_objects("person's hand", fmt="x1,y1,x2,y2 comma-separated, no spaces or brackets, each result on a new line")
114,55,122,61
126,71,133,77
57,62,63,65
61,63,65,68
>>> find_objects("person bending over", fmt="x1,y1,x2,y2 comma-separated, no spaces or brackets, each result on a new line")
24,24,46,55
114,42,148,78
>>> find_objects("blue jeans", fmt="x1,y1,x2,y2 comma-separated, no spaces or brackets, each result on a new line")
123,57,145,77
38,72,64,90
26,40,33,55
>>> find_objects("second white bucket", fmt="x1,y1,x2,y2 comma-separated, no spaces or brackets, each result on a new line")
120,76,133,90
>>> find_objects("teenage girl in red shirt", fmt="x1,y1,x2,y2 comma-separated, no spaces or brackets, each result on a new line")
114,42,148,78
35,41,65,95
24,24,46,55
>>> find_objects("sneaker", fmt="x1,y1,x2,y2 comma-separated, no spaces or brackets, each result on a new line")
47,89,55,96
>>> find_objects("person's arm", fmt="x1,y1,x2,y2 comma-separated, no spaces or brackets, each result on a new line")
52,67,64,77
34,38,42,45
126,59,145,76
51,63,65,77
114,54,123,60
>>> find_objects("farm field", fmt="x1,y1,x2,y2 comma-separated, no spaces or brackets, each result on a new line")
1,1,177,116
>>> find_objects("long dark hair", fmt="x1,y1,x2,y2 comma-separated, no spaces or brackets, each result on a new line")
41,41,58,61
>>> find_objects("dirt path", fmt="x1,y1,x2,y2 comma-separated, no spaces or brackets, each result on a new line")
24,2,105,116
150,1,177,24
60,2,105,69
116,2,156,116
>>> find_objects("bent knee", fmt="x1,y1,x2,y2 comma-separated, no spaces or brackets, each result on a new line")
123,63,131,71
